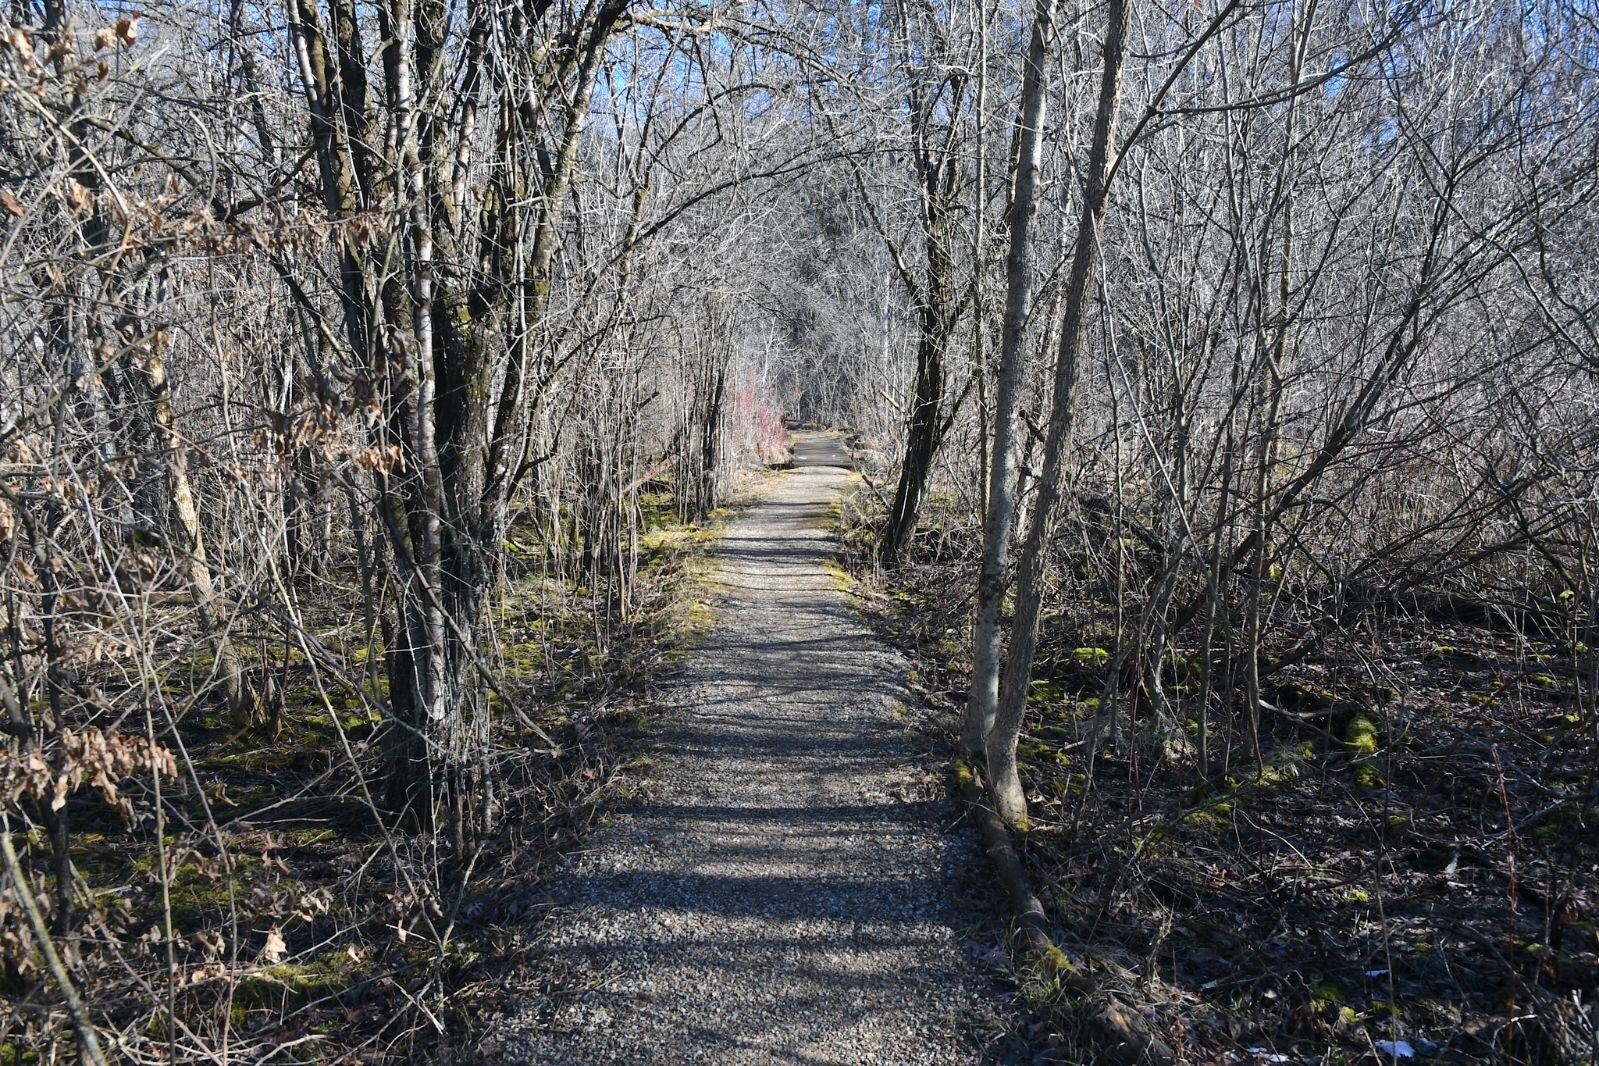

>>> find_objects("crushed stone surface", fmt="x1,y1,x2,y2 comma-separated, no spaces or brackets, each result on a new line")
486,432,990,1064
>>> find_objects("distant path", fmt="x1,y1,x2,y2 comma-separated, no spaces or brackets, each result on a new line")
492,432,986,1064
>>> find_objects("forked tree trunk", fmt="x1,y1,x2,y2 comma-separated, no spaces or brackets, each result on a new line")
882,321,948,562
986,0,1132,827
880,204,961,562
963,0,1055,755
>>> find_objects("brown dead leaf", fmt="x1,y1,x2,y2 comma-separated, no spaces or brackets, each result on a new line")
63,179,92,217
114,14,141,47
261,926,287,964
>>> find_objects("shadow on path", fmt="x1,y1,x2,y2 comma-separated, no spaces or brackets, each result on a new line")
488,432,985,1066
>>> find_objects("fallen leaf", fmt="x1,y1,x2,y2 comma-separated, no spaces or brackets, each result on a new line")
261,926,287,964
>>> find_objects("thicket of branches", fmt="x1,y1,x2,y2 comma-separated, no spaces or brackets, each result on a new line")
785,0,1599,823
1,0,805,1056
2,0,1597,1057
824,0,1598,1055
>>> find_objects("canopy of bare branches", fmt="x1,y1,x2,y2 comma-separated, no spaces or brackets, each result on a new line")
1,0,1595,1057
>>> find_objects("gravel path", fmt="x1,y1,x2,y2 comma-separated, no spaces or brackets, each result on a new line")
489,432,987,1064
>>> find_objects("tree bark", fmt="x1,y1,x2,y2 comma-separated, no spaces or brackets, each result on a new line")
986,0,1132,827
963,0,1055,755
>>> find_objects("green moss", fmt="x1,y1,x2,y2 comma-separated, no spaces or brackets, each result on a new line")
1180,804,1233,834
234,948,369,1016
953,759,975,791
1017,738,1051,760
162,853,265,920
1312,984,1344,1009
1028,678,1064,704
1345,714,1379,757
1352,763,1384,789
1246,761,1296,791
1070,647,1110,668
500,641,548,679
1344,886,1371,904
820,557,855,594
821,497,845,532
1368,998,1401,1019
1048,774,1087,799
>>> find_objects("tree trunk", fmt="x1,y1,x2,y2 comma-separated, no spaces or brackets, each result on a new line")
882,323,948,563
963,0,1055,755
986,0,1132,827
881,166,960,564
128,280,252,723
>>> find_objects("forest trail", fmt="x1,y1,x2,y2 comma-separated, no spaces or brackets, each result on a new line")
491,432,986,1064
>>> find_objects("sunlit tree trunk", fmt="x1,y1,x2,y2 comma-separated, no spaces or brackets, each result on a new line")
964,0,1056,756
986,0,1132,826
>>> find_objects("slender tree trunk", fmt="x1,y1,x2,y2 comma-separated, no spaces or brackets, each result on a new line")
986,0,1132,826
136,326,251,722
1244,10,1305,767
882,321,948,563
879,49,964,565
700,365,726,520
963,0,1055,755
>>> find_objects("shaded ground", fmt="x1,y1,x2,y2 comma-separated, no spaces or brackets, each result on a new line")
0,483,725,1062
845,506,1599,1065
486,433,992,1065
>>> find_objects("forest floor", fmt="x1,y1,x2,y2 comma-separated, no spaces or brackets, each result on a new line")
7,469,740,1060
842,505,1598,1065
480,433,1004,1064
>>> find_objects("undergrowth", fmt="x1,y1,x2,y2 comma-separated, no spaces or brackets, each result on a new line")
0,489,737,1063
839,491,1598,1065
